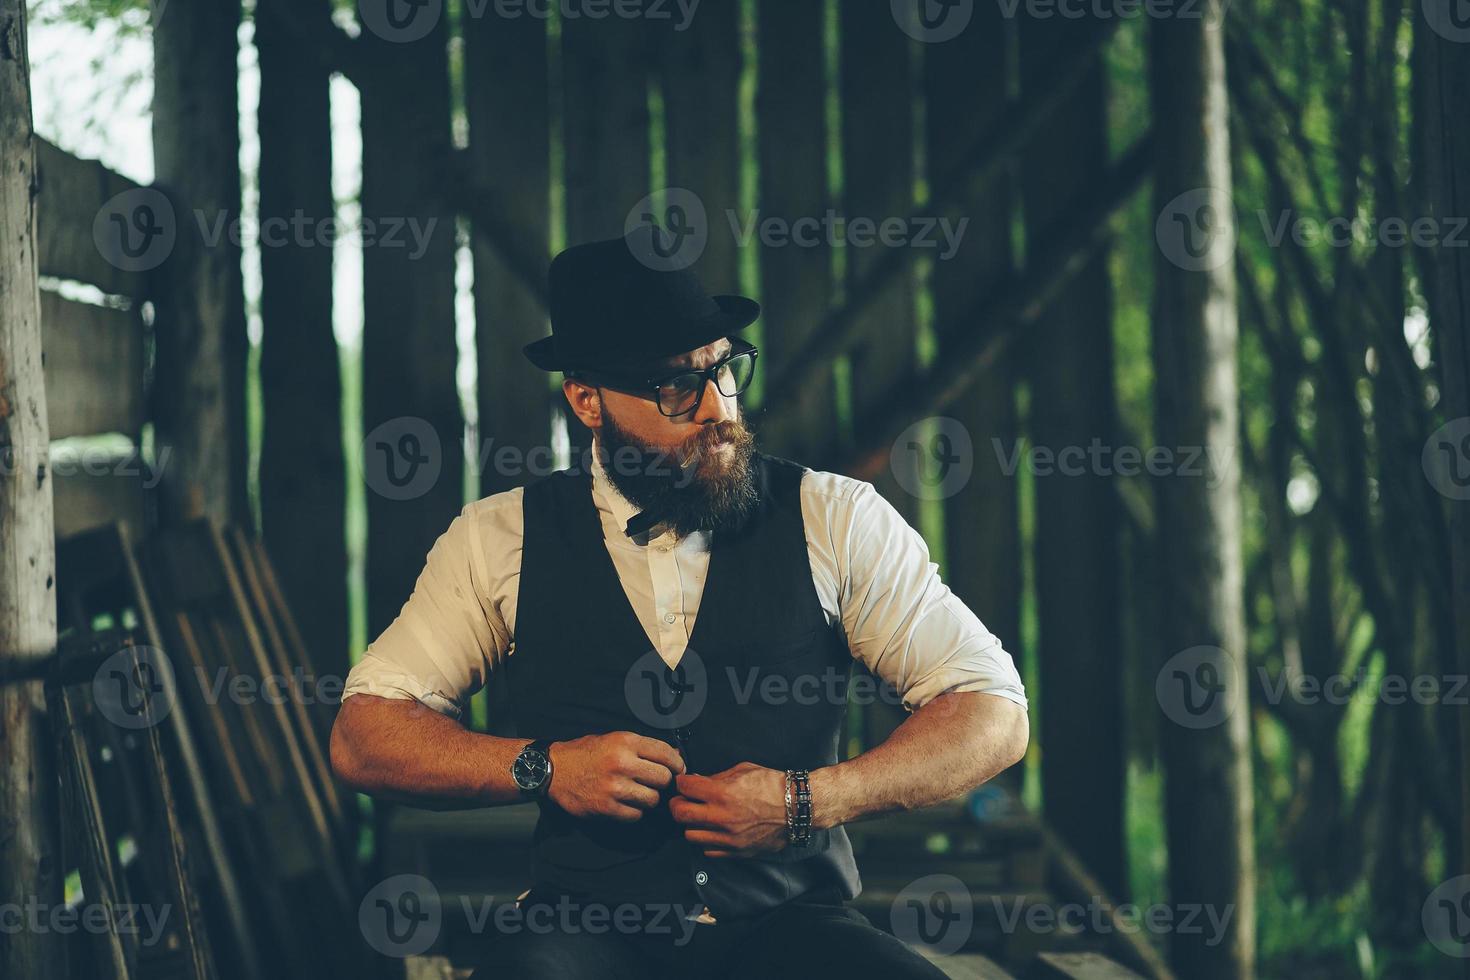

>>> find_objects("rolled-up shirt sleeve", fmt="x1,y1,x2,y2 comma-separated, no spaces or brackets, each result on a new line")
815,475,1028,714
341,494,518,720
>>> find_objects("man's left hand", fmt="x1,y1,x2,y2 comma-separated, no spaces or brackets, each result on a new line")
669,762,790,858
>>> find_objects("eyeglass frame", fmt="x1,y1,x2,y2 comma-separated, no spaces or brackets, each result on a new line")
566,337,760,418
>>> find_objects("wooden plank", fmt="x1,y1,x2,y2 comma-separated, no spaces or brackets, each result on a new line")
55,524,264,980
228,528,349,851
753,0,836,461
34,138,151,298
40,291,145,439
464,0,552,509
255,0,351,695
1033,952,1146,980
51,452,149,542
914,948,1017,980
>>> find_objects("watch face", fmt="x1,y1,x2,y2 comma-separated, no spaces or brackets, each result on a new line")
513,749,550,791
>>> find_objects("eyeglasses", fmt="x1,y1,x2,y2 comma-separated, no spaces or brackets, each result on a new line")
571,339,759,418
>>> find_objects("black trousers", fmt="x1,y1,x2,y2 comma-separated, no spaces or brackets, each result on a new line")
468,885,951,980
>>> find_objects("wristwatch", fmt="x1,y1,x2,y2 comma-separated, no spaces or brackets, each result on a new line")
511,738,556,798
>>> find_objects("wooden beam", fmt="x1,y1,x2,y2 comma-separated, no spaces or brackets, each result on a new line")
39,291,145,439
809,134,1154,482
359,10,464,640
464,6,552,501
0,1,65,975
761,20,1121,414
255,0,350,690
151,0,251,527
34,138,150,298
1020,12,1126,900
925,0,1023,789
1416,1,1470,950
754,0,835,461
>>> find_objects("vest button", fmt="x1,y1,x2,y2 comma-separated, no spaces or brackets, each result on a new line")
694,871,709,886
663,612,676,624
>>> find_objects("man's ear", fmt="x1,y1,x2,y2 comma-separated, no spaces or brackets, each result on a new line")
562,377,602,431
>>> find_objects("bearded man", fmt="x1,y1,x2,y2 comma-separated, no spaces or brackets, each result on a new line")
332,228,1029,979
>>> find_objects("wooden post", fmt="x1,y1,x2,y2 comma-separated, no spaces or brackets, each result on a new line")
256,0,350,687
358,8,464,640
152,0,251,529
1417,6,1470,964
1020,18,1127,898
0,0,64,974
659,0,742,297
465,3,552,499
924,0,1024,788
1150,5,1255,977
838,1,919,750
754,0,836,461
561,10,652,463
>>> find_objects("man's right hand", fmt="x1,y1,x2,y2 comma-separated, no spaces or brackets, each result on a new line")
546,732,687,822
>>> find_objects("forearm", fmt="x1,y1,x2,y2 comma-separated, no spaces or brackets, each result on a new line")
330,693,531,810
808,691,1029,830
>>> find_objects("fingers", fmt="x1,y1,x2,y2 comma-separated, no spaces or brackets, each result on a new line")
626,758,678,792
632,735,687,775
673,772,719,802
668,796,721,829
614,780,662,812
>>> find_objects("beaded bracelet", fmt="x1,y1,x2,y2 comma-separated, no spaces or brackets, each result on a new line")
784,769,813,846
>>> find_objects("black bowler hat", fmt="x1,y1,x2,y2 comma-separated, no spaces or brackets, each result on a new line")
522,226,760,373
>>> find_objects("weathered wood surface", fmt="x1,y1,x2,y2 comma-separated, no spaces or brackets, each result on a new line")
0,2,65,973
39,291,144,439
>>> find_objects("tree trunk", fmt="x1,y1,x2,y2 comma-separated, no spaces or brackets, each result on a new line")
1020,18,1126,898
255,0,349,685
925,1,1024,789
1150,6,1256,977
0,1,64,974
754,0,835,461
359,13,463,641
151,0,250,528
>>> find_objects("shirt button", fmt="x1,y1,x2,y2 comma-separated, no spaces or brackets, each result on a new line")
694,871,709,886
663,612,676,624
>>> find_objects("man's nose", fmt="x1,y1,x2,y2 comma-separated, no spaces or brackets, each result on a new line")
693,377,735,425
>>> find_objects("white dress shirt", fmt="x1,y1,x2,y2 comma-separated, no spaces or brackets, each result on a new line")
343,448,1028,721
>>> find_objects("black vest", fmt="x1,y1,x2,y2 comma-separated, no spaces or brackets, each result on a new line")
507,452,861,918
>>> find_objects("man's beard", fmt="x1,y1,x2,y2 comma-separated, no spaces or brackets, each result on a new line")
595,400,759,537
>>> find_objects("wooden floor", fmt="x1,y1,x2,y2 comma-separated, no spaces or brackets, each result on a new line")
384,800,1152,979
